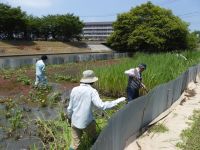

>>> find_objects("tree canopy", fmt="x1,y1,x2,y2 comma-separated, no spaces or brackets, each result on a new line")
0,3,84,41
0,3,26,39
108,2,197,52
193,31,200,43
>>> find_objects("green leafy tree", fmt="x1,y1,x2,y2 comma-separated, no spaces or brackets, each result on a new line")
193,31,200,43
108,2,197,52
0,3,83,41
40,15,58,40
40,14,83,41
55,14,84,41
0,3,26,39
25,15,41,40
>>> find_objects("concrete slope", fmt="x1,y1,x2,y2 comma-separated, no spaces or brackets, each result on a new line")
87,44,113,52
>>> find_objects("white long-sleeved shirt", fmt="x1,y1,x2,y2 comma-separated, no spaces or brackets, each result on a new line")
35,60,45,76
67,83,123,129
124,67,142,89
124,67,141,79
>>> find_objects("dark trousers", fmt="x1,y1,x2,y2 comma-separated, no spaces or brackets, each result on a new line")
126,87,139,102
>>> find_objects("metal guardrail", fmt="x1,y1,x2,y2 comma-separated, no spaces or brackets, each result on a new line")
92,64,200,150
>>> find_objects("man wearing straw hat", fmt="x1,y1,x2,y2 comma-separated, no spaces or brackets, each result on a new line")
125,63,147,102
67,70,126,150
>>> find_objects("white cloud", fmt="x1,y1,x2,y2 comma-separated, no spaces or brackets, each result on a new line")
5,0,53,9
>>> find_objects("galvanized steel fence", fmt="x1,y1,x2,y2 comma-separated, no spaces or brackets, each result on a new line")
92,64,200,150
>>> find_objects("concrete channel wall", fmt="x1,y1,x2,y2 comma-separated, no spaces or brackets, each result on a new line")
0,52,130,69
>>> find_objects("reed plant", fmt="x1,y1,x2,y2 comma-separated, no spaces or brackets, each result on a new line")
94,51,200,97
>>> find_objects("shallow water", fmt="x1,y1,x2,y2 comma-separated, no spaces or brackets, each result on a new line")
0,82,71,149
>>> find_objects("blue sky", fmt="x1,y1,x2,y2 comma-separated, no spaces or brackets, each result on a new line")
1,0,200,31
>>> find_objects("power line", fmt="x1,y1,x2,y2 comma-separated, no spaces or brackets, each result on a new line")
157,0,180,6
181,15,200,19
178,11,200,17
79,11,200,20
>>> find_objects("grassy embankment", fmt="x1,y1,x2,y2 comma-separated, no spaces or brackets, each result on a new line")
0,41,90,55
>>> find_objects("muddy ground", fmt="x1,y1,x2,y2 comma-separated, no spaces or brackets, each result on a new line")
0,59,121,149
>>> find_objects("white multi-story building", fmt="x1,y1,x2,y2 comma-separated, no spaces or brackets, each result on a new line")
82,21,113,41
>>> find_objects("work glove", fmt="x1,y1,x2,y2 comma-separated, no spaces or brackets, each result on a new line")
141,83,146,89
116,97,126,103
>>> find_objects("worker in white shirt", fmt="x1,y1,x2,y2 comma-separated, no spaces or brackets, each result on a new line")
67,70,126,150
34,55,48,87
124,63,147,102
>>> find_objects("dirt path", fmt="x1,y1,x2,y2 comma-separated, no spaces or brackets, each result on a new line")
125,82,200,150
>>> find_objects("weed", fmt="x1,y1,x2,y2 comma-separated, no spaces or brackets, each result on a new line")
5,98,15,110
29,85,52,102
16,75,31,85
35,118,71,149
148,123,169,133
9,109,23,131
71,78,78,83
0,69,13,79
54,74,72,82
176,110,200,150
48,91,62,106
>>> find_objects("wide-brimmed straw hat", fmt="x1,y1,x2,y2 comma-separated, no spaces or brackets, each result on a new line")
80,70,98,83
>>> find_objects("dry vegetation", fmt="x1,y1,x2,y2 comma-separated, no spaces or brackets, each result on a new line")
0,41,91,56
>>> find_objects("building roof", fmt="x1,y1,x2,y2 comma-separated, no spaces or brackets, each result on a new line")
84,21,113,25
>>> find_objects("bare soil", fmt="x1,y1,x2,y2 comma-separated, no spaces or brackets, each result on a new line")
0,77,31,96
0,41,92,56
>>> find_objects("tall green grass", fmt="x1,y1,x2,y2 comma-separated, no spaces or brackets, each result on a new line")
94,51,200,97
